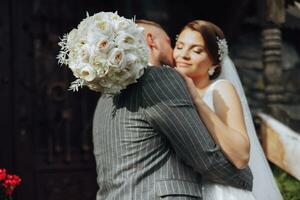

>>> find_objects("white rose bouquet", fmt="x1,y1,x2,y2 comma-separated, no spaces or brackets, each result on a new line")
57,12,149,94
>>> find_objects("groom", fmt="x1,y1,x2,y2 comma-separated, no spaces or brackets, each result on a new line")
92,20,253,199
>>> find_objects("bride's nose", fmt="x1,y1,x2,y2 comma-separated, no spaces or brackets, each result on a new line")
180,49,190,60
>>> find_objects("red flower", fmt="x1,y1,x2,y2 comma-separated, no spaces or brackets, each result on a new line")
0,169,6,181
2,174,21,196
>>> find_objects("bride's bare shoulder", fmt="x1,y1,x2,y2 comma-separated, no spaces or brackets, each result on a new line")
211,79,240,104
211,79,235,91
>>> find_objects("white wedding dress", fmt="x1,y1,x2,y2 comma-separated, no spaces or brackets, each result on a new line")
199,56,282,199
217,56,282,200
201,79,256,200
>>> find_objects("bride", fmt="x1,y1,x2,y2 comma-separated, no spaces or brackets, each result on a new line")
174,20,282,200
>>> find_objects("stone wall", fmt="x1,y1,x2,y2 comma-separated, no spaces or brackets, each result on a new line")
231,28,300,132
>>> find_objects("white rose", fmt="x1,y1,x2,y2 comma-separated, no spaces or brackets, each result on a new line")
67,28,78,47
125,24,144,37
78,45,91,62
116,69,132,82
135,42,149,63
115,32,136,50
77,18,89,31
125,53,138,65
108,12,119,21
137,26,145,34
77,37,88,49
108,48,125,69
127,63,145,79
114,19,131,32
59,11,150,94
68,47,78,61
93,12,118,22
69,61,83,78
80,64,97,81
91,19,113,37
86,30,107,45
77,17,92,38
95,38,112,53
87,82,103,92
90,54,109,77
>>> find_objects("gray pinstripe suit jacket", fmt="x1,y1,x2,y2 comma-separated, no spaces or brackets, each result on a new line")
93,66,253,200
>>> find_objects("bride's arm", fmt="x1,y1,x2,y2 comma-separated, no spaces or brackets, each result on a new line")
180,74,250,169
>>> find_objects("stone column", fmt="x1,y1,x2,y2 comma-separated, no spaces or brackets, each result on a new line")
262,0,285,120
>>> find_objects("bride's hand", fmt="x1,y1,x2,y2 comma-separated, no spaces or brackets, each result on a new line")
176,70,201,103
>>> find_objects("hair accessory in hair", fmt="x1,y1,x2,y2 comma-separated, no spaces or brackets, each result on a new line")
216,36,228,62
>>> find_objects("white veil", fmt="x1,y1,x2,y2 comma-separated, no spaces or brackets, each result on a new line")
219,56,283,200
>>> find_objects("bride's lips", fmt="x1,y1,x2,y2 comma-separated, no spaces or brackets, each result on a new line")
176,61,192,68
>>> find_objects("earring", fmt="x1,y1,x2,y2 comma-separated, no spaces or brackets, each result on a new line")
208,67,215,76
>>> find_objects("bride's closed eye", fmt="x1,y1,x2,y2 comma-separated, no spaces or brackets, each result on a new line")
193,48,203,54
175,43,183,49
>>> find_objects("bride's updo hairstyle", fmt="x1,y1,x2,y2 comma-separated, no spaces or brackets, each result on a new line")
181,20,225,80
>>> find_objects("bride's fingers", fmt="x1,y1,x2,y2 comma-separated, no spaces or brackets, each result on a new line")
175,69,193,84
175,69,187,79
175,70,194,88
175,70,199,100
180,75,196,90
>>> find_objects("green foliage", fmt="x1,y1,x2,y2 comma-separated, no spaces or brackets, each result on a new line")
273,166,300,200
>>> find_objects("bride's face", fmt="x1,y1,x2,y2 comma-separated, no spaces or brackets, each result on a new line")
173,28,214,79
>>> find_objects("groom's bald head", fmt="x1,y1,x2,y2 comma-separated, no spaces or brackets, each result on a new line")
135,19,174,66
135,19,163,32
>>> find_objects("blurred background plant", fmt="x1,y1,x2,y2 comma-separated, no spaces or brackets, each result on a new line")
273,166,300,200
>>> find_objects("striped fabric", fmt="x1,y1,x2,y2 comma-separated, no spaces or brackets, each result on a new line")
93,66,253,200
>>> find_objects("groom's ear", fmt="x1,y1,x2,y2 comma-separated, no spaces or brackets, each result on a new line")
146,33,156,49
